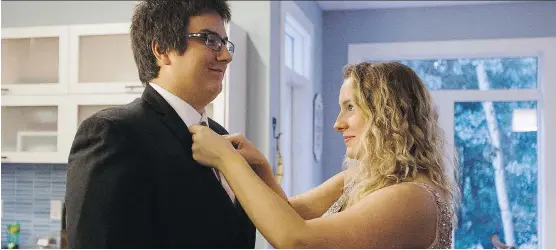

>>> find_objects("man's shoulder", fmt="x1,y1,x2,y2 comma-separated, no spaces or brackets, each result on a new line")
81,97,152,130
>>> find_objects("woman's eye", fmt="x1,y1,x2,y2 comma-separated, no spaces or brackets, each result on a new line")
347,104,354,111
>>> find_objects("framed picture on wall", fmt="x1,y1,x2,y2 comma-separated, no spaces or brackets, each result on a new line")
313,93,323,163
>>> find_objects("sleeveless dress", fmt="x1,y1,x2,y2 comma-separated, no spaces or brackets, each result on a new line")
322,181,453,249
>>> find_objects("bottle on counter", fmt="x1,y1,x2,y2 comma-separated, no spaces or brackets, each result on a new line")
7,223,20,249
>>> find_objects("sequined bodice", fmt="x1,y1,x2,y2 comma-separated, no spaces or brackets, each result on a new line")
322,181,453,249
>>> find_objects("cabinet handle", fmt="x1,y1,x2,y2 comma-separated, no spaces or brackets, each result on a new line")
1,156,7,160
124,85,143,93
1,88,9,94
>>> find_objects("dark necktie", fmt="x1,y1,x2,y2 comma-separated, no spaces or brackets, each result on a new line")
198,120,221,183
198,120,235,202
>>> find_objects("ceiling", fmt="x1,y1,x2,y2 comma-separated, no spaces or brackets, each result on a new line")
316,1,520,11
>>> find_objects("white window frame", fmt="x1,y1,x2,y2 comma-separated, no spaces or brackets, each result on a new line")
348,37,556,248
284,12,312,80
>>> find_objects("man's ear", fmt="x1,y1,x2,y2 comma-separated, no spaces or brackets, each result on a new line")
152,41,171,66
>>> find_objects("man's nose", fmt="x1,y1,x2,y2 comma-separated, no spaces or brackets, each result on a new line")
217,46,233,63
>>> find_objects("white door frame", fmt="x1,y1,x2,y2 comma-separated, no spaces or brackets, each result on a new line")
348,37,556,248
255,2,315,248
279,1,314,197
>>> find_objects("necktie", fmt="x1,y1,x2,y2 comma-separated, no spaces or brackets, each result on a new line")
198,121,220,180
198,120,235,202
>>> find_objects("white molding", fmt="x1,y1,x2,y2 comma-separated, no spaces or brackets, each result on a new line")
317,1,521,11
349,37,556,64
429,89,541,102
280,0,316,196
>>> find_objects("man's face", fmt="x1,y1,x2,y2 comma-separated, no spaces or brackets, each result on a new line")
167,13,233,108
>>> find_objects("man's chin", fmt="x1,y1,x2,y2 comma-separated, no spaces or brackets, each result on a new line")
203,85,223,102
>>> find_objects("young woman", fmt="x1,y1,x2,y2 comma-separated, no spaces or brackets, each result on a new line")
189,61,460,248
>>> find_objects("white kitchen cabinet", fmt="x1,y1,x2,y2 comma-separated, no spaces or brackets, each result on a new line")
57,94,142,158
1,26,69,96
1,96,69,163
68,23,143,95
1,21,247,164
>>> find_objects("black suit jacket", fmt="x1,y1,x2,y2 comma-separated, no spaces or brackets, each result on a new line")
65,84,256,248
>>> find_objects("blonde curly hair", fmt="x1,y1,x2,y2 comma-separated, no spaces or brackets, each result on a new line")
342,61,460,224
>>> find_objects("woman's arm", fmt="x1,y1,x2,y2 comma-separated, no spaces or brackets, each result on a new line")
251,160,345,220
250,160,290,202
218,155,438,249
189,126,438,248
226,134,346,219
288,172,344,220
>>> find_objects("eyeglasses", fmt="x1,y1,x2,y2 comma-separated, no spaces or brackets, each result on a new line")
187,32,235,57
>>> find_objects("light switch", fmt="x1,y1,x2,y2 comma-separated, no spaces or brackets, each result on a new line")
50,200,62,220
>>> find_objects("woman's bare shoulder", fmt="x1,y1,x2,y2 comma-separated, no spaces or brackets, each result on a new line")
303,181,440,248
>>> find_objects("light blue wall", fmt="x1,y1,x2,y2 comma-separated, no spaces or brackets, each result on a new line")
1,164,67,248
321,1,556,180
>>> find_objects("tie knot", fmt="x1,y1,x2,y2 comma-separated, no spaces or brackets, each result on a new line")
199,121,208,127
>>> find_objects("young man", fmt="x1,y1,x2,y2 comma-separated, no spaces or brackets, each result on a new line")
65,0,255,248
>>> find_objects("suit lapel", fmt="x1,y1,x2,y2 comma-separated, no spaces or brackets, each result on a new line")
142,84,240,214
142,84,193,151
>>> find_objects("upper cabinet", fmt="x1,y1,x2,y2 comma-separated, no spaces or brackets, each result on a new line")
68,23,144,95
1,21,247,164
1,26,69,96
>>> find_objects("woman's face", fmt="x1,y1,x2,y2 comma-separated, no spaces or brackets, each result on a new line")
334,78,366,159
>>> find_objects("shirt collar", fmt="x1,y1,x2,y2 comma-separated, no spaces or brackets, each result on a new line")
149,83,208,126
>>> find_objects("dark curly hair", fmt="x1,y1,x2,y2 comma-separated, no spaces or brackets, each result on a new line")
130,0,231,85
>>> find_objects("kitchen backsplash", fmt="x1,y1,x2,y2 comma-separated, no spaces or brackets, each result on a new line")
1,163,66,248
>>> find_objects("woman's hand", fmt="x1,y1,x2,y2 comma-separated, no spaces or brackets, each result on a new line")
189,125,243,170
224,133,270,169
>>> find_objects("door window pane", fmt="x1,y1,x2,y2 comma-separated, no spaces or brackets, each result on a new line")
285,33,294,69
399,57,537,90
454,101,538,249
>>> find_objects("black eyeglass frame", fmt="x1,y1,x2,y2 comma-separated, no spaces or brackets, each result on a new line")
187,32,235,56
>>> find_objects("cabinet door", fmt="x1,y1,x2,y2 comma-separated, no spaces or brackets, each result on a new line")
59,94,141,158
68,23,144,95
1,96,67,163
1,26,69,96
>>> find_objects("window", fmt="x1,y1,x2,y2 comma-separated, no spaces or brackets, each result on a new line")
454,100,538,248
284,13,311,79
285,33,294,69
400,57,537,90
402,58,539,248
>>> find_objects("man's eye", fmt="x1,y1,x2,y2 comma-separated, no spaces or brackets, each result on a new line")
207,36,220,45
